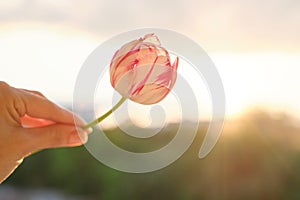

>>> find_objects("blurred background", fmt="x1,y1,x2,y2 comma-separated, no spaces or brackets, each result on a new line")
0,0,300,199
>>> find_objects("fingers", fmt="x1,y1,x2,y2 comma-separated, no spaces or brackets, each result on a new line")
20,89,46,98
0,82,92,184
16,124,92,154
20,114,55,128
19,89,86,127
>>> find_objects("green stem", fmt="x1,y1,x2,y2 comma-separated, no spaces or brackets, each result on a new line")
82,97,127,129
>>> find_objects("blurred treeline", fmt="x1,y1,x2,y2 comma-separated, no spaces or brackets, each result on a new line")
4,109,300,200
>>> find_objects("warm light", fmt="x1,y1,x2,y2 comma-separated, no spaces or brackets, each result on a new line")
0,24,98,102
0,25,299,125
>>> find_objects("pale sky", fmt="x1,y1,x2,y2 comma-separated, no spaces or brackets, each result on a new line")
0,0,298,52
0,0,299,123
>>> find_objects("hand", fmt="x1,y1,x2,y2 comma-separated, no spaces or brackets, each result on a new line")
0,81,91,183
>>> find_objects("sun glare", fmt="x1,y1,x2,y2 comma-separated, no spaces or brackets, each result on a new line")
211,53,300,119
0,25,299,123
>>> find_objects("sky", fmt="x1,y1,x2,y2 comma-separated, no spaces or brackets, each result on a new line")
0,0,299,124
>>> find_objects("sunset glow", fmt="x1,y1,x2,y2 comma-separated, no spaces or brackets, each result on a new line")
0,25,299,125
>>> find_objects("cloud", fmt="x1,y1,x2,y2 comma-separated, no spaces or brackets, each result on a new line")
0,0,299,52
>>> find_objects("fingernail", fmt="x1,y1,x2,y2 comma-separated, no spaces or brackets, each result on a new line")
69,130,88,145
86,127,93,134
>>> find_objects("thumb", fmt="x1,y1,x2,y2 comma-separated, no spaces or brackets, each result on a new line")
16,124,91,154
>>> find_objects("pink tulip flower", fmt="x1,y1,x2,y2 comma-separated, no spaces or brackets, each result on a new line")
110,33,179,105
84,34,179,129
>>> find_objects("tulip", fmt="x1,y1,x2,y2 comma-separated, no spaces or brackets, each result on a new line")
110,33,179,105
83,34,178,129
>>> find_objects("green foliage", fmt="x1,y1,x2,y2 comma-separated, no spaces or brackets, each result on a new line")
5,110,300,200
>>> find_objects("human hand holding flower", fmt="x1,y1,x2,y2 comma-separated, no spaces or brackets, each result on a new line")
0,82,91,183
0,33,178,184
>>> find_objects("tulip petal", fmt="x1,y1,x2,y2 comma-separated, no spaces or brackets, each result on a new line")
128,44,159,94
131,56,158,96
152,48,176,87
110,49,139,87
110,33,178,105
130,83,171,105
172,56,179,70
110,39,142,86
143,33,161,46
170,56,179,88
